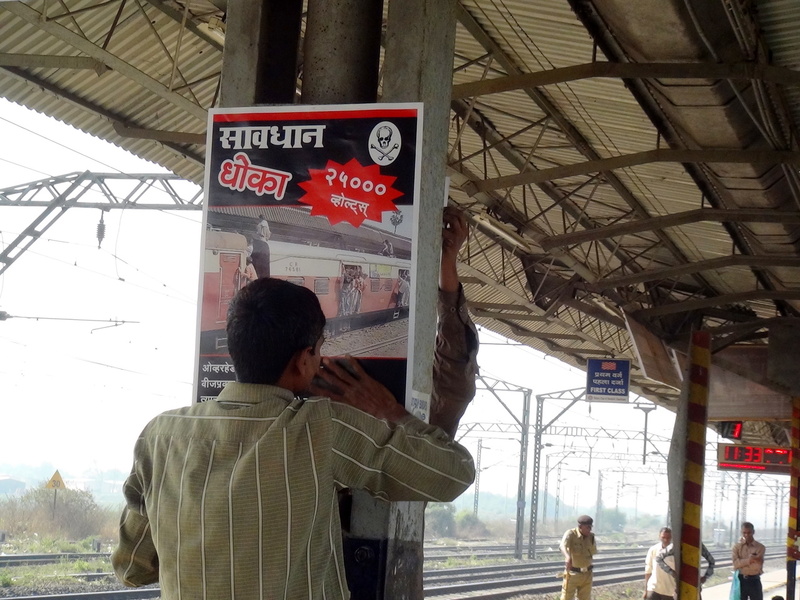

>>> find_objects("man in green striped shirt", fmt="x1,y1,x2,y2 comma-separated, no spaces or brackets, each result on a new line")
112,210,477,600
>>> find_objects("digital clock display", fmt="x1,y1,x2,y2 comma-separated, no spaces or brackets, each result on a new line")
718,443,792,474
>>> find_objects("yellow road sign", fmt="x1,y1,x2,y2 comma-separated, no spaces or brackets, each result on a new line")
45,470,66,489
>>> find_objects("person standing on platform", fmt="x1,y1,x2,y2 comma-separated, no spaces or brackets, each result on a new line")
732,522,765,600
560,515,597,600
238,256,257,286
256,213,271,242
655,540,715,598
251,214,271,278
397,272,410,307
644,527,674,600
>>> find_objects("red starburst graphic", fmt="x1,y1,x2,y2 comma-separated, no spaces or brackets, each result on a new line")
297,158,402,227
601,361,617,371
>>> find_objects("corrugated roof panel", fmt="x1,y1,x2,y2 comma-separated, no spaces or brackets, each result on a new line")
1,0,798,413
757,0,800,148
0,0,218,184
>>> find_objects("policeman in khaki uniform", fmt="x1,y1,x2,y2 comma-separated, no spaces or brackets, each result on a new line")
560,515,597,600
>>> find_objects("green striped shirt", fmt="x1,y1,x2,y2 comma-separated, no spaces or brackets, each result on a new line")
112,383,474,599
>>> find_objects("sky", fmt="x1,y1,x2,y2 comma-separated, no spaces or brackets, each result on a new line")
0,97,785,529
0,98,203,477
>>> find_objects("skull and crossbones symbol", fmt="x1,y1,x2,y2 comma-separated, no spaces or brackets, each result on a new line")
370,125,399,162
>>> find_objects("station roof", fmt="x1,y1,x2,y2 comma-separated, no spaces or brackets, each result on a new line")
1,0,799,447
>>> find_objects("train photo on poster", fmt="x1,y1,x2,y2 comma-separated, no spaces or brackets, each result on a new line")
199,206,412,356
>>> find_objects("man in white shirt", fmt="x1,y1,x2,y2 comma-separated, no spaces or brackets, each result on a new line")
657,540,715,599
256,214,271,241
644,527,674,600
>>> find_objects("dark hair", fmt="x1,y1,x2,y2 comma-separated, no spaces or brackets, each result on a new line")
742,522,755,532
659,527,671,535
227,278,325,384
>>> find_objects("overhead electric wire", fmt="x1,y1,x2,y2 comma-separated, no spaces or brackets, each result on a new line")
0,313,138,324
0,114,125,173
0,155,53,178
0,238,195,304
0,112,202,207
0,333,193,390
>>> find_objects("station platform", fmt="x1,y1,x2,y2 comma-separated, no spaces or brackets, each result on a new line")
702,569,797,600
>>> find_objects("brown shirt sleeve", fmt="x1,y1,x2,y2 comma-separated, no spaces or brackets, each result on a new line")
430,285,479,437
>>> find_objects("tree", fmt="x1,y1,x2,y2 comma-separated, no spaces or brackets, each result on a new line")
455,510,489,539
597,507,626,532
425,503,456,538
390,209,403,233
0,485,115,542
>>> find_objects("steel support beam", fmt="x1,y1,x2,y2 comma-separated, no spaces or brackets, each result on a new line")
0,66,205,171
454,5,713,296
637,290,800,318
467,149,800,195
472,375,532,560
595,255,800,289
542,208,800,251
112,122,205,145
3,2,208,122
452,61,800,100
447,167,602,285
507,329,599,342
0,171,201,273
0,53,106,73
143,0,225,52
459,262,615,352
470,308,549,322
468,300,539,312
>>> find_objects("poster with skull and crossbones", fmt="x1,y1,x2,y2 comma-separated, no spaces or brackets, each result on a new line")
196,103,423,409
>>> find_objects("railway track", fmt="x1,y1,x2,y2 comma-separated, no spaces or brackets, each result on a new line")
348,333,408,357
422,549,784,599
0,541,632,568
0,553,108,568
0,548,782,600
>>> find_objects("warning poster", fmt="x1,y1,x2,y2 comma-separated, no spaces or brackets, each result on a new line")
194,104,423,409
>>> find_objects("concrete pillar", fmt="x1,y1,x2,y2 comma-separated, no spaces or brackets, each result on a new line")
220,0,303,106
219,2,456,596
301,2,387,598
379,2,458,598
787,398,800,600
302,1,457,597
768,323,800,600
301,0,383,104
670,331,711,599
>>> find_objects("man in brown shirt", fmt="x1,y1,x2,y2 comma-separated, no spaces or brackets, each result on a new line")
732,521,766,600
560,515,597,600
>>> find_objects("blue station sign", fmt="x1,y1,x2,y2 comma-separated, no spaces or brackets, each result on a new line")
585,358,631,402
